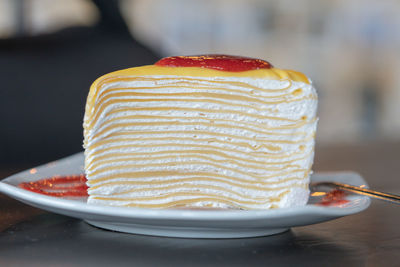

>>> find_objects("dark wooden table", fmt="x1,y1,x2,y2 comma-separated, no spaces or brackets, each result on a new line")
1,142,399,266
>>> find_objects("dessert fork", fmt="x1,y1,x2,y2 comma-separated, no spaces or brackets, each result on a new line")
311,181,400,204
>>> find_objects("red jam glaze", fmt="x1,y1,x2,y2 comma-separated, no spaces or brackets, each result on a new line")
19,174,88,197
155,54,273,72
317,189,350,206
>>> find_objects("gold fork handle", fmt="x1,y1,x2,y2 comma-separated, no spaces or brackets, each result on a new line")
313,182,400,204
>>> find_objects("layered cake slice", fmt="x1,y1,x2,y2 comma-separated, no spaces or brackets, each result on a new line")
83,55,318,209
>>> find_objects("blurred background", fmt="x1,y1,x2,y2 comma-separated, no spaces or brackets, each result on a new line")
0,0,399,167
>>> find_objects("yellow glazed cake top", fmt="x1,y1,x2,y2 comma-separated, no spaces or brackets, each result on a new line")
84,55,311,131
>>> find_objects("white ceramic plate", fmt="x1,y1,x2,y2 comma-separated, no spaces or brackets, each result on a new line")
0,153,370,238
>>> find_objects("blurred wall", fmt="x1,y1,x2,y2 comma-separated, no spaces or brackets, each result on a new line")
0,0,399,164
0,0,159,164
125,0,400,144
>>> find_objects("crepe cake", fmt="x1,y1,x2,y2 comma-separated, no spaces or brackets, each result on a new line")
83,55,318,209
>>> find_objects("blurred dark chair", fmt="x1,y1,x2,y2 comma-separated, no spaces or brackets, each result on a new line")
0,0,159,165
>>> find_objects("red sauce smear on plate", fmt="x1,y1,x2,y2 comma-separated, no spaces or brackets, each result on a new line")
155,54,273,72
18,174,88,197
318,189,349,206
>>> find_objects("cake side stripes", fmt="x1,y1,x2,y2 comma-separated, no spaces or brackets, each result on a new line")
85,148,310,172
86,150,312,172
89,106,300,132
89,114,312,140
87,158,303,177
91,190,290,205
88,95,316,127
94,86,305,109
90,180,307,197
84,140,314,168
88,176,309,191
89,120,315,145
87,168,310,185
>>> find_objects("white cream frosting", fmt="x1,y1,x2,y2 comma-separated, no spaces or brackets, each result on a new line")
84,75,318,209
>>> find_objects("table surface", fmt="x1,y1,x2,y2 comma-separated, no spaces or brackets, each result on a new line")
1,142,399,267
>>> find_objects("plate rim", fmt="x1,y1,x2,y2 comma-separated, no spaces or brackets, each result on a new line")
0,152,371,222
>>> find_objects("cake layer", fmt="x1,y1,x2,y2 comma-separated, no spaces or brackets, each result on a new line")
83,66,317,209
